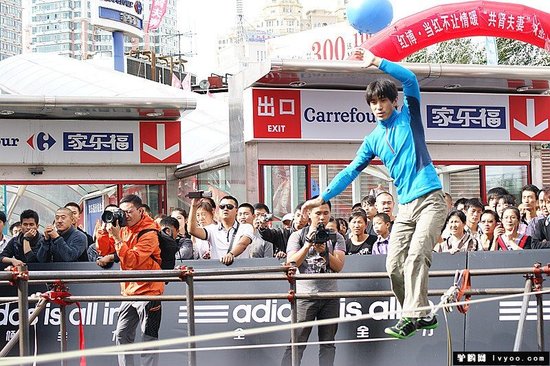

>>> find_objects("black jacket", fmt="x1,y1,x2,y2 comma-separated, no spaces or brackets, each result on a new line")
0,233,42,263
530,217,550,249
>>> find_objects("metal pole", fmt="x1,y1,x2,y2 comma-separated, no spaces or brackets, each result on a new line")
513,277,532,351
0,298,47,357
536,292,545,351
289,262,298,366
16,264,30,358
185,271,196,366
60,306,67,366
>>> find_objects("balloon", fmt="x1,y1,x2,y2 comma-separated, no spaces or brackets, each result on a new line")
347,0,394,34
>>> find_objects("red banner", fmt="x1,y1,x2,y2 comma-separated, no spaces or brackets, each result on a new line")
146,0,168,32
357,1,550,61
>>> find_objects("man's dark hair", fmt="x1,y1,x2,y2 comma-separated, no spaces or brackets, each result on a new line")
64,202,81,214
159,216,179,231
9,221,21,235
311,195,331,210
374,212,391,223
141,204,153,216
120,194,143,208
238,203,255,214
465,198,484,211
295,202,304,212
0,211,6,224
454,197,468,209
351,202,362,211
220,195,238,207
361,195,376,206
253,203,270,213
521,184,539,196
366,79,398,105
20,209,39,225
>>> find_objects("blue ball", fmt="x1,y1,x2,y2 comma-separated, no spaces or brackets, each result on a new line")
347,0,394,34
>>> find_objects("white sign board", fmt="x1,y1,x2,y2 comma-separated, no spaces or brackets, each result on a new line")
0,120,181,165
267,22,372,61
90,0,144,38
247,88,550,143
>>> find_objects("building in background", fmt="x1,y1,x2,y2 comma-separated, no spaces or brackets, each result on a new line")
217,0,346,75
0,0,23,61
31,0,178,59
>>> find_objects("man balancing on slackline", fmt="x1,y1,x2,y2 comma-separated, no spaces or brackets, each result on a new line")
301,49,447,339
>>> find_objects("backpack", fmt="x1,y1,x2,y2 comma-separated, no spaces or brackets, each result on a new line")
137,229,179,270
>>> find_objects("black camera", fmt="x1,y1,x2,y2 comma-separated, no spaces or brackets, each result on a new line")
309,223,336,244
101,209,127,227
185,190,213,199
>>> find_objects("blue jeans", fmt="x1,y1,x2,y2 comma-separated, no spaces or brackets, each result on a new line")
281,298,339,366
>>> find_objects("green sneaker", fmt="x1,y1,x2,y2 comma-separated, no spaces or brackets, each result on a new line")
384,317,417,339
416,315,438,330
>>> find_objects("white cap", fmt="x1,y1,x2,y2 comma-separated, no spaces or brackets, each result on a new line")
282,213,293,223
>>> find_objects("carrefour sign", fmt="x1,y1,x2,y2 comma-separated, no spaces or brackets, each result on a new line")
90,0,144,38
247,88,550,143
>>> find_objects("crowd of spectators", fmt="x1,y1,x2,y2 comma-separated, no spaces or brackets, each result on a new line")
2,183,549,270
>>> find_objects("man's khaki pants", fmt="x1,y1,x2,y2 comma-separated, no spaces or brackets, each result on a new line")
386,189,447,318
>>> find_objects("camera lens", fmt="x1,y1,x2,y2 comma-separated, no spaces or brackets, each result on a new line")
101,211,114,223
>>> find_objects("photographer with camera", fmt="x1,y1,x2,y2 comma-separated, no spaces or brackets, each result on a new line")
37,207,88,262
188,194,254,265
256,202,308,259
281,198,345,366
91,204,120,267
106,194,164,366
239,203,273,258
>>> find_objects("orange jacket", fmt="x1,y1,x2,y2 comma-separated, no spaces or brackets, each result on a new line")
96,229,115,256
116,214,164,296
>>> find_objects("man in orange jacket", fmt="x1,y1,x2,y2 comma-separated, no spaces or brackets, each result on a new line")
107,194,164,366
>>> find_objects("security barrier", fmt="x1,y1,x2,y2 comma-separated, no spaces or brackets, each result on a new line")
0,252,549,366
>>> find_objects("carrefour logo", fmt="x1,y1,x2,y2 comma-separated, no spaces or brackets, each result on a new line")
27,132,56,151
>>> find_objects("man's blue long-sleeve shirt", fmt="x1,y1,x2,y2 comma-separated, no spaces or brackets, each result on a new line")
321,59,441,205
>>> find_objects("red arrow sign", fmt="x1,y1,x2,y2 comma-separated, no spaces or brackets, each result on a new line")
509,96,550,141
140,121,181,164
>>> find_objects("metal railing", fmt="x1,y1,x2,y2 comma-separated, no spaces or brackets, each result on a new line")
0,262,548,366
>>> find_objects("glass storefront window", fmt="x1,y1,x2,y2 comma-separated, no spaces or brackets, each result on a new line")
485,165,528,202
177,166,231,210
436,165,481,202
310,163,390,219
122,184,164,215
2,184,119,235
263,165,306,219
